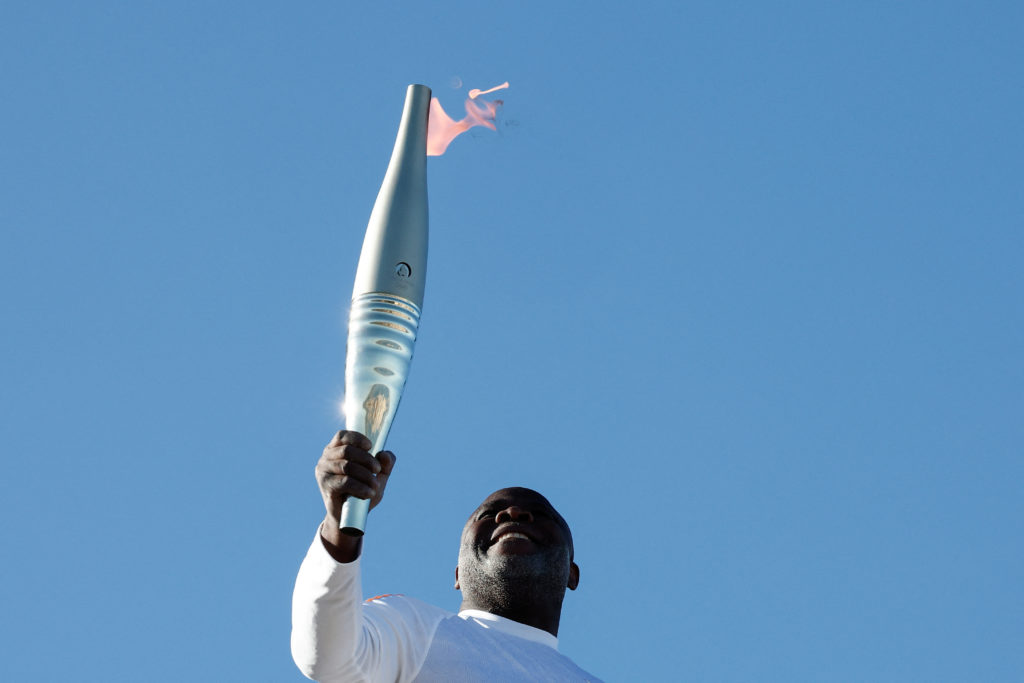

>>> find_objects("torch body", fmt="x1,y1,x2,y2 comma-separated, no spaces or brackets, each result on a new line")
340,84,431,535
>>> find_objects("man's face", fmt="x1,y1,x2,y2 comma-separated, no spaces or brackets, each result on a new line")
456,487,579,595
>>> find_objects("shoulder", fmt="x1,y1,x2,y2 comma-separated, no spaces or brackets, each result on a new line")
363,593,453,629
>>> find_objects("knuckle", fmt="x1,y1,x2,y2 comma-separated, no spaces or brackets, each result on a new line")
325,476,348,494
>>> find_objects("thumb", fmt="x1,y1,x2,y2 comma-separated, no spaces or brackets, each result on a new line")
369,451,397,509
377,451,397,478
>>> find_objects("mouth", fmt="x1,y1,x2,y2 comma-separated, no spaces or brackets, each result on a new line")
495,532,531,543
489,524,539,548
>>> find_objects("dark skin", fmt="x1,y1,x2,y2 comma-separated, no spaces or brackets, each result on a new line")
455,487,580,636
314,432,580,637
315,430,396,563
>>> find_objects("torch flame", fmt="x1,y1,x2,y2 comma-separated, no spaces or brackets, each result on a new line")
426,81,508,156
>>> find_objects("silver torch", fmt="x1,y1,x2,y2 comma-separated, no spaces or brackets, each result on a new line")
339,84,430,535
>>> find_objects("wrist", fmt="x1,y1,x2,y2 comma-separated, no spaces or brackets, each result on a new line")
319,516,363,563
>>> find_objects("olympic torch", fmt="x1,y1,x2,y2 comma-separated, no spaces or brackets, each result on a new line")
339,84,430,535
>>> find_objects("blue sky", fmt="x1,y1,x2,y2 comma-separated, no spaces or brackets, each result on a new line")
2,2,1022,681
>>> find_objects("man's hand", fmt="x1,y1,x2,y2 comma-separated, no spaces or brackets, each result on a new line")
315,430,396,563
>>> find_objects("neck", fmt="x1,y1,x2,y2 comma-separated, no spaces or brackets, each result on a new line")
459,584,565,637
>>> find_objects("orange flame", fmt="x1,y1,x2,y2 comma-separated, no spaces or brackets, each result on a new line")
426,82,508,157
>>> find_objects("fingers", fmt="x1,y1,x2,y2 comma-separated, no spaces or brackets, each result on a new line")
327,430,372,451
316,435,397,517
320,471,377,500
322,443,381,474
318,457,378,487
317,451,378,500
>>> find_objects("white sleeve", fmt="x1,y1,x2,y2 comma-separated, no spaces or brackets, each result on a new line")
290,531,445,683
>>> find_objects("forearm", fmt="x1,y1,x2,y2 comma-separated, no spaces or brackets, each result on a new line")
297,434,403,680
291,530,365,681
291,528,439,683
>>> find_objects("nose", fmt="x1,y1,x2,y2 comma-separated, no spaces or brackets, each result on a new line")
495,506,533,524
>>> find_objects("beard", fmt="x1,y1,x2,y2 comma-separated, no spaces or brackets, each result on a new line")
458,543,572,611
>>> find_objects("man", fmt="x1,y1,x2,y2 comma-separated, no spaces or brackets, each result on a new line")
291,430,601,682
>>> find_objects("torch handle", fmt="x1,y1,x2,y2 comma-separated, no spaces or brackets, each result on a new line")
339,497,372,537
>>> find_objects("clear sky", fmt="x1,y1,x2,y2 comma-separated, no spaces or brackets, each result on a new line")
2,2,1022,681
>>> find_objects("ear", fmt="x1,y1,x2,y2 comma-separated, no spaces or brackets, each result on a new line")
454,565,460,590
567,561,580,591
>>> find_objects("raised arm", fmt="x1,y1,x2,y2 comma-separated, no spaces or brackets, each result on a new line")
291,430,398,681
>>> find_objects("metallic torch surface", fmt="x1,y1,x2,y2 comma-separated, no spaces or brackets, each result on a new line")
339,84,430,535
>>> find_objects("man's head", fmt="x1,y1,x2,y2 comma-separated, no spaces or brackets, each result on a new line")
455,487,579,633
